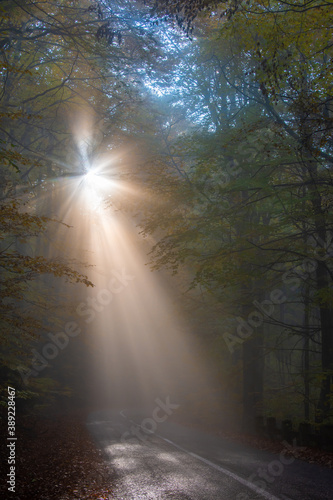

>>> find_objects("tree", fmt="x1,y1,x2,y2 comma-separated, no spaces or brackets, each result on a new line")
131,3,333,427
0,0,165,404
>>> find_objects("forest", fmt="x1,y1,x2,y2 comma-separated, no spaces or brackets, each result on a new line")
0,2,333,496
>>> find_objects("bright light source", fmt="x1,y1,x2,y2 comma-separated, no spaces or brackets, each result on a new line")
84,169,97,180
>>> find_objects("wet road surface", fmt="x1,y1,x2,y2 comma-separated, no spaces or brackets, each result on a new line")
87,410,332,500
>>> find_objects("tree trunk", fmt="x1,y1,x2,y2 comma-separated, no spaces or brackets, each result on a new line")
242,322,264,433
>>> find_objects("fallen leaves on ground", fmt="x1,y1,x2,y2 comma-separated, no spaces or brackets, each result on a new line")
171,416,333,469
0,410,115,500
216,431,333,469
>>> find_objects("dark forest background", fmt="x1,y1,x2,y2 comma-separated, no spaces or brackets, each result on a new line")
0,0,332,437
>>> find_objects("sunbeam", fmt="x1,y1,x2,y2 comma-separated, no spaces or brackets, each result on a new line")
30,118,217,416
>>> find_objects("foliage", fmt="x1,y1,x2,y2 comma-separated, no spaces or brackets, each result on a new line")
0,0,170,407
0,0,332,425
146,0,221,34
132,2,333,425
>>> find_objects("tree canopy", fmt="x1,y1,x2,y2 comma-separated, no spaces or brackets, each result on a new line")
0,0,332,426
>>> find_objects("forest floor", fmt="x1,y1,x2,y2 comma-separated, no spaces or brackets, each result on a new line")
0,409,116,500
216,429,333,468
1,410,332,500
171,416,333,469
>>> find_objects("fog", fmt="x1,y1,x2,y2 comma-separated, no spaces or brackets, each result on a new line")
35,134,224,424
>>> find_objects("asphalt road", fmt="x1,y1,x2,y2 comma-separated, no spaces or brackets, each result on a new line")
86,409,332,500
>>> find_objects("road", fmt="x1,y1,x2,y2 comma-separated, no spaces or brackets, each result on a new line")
86,409,332,500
